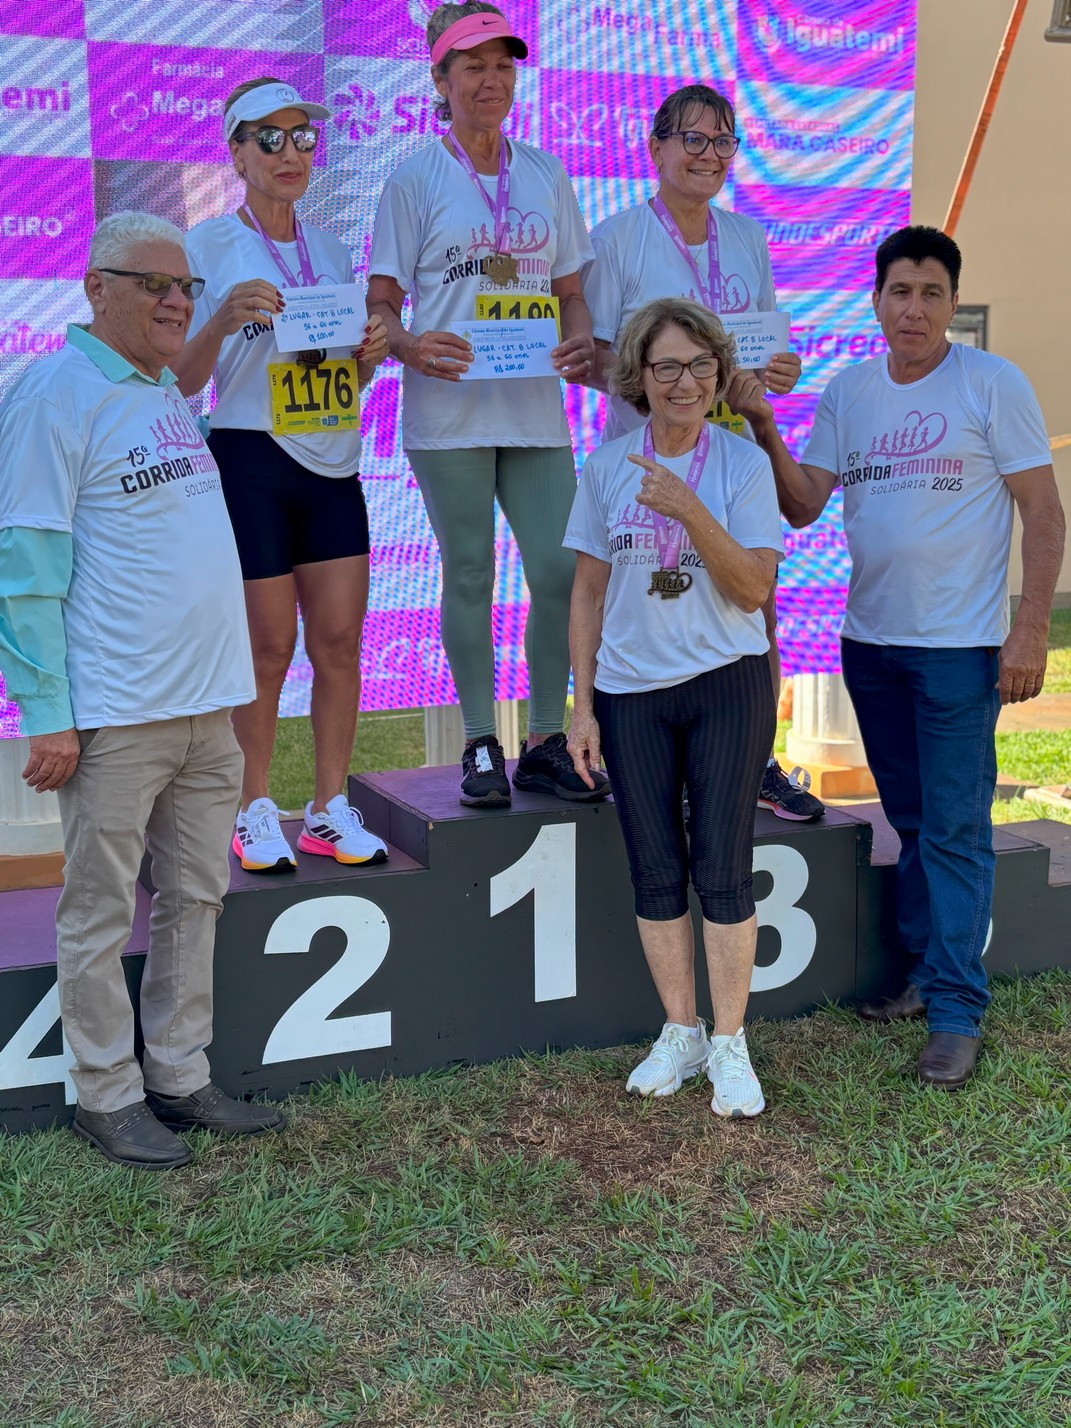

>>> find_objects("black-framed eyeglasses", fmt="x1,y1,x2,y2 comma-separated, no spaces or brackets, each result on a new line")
644,355,719,383
669,131,740,159
240,124,320,154
98,269,205,299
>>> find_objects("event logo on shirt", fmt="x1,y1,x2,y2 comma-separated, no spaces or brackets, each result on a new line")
841,410,962,490
151,392,209,458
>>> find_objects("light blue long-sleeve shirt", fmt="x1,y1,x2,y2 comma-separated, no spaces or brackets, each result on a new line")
0,526,74,736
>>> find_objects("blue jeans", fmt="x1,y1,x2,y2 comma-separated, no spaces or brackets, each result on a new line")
841,639,1001,1036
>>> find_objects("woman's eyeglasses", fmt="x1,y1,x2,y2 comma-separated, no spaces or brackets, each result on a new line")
668,131,740,159
240,124,320,155
645,356,719,383
98,269,206,299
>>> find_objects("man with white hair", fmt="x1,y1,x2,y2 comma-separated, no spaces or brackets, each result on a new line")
0,211,286,1167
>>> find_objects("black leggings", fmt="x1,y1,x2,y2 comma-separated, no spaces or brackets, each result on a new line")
595,657,774,924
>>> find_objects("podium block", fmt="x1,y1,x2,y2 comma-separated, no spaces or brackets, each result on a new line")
1,767,1068,1136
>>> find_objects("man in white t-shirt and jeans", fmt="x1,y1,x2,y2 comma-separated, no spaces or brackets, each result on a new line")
728,225,1066,1089
0,211,286,1166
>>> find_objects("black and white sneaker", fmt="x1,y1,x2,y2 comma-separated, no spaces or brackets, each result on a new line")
757,759,825,822
460,735,511,807
512,732,611,802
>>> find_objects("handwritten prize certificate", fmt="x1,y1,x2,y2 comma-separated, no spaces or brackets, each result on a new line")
273,285,368,354
719,311,791,369
449,319,558,380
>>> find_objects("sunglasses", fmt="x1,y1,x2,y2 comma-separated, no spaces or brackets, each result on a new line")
99,269,205,299
240,124,320,154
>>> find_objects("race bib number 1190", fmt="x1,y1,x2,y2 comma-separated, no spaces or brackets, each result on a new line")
269,360,358,435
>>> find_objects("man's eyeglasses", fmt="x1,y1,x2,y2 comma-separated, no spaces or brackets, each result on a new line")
98,269,205,299
645,355,719,384
669,131,740,159
239,124,320,154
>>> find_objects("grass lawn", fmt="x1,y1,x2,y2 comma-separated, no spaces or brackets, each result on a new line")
3,973,1071,1428
1045,608,1071,694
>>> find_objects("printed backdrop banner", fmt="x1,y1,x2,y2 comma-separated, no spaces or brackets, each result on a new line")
0,0,917,736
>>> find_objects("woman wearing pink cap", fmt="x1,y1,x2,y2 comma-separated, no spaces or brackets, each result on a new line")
367,1,608,809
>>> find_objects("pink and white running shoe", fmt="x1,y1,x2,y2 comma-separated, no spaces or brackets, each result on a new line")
297,794,389,865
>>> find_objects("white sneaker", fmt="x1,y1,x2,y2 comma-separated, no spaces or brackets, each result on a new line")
626,1021,710,1097
297,794,388,865
232,797,297,873
707,1028,765,1118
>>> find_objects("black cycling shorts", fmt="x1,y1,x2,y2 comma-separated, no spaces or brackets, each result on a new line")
208,428,370,581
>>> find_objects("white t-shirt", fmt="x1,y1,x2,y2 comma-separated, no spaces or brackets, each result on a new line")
185,214,362,478
583,201,777,442
368,138,594,451
0,326,254,729
802,343,1052,647
564,424,783,694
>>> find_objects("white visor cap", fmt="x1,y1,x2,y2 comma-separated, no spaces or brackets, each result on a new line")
224,83,331,141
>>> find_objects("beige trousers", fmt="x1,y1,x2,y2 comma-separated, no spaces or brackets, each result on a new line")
55,710,243,1113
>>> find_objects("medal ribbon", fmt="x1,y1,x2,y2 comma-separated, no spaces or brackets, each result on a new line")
241,205,317,288
447,130,513,255
650,197,722,312
642,422,710,571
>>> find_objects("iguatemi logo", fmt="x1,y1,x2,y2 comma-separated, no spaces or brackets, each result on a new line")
332,83,380,144
754,12,906,57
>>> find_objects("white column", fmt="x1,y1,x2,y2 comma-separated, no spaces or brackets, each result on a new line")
0,738,64,855
785,673,868,770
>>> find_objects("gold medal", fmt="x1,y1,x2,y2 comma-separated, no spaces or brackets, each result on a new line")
647,569,693,600
484,252,519,287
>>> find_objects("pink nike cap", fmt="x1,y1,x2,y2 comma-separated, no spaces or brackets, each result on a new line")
430,10,529,66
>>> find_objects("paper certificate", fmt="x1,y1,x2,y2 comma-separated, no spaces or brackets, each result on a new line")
273,285,368,354
450,319,558,380
719,311,791,369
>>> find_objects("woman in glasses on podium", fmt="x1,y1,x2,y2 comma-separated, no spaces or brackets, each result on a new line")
565,298,783,1118
581,83,823,825
171,77,390,875
367,1,608,809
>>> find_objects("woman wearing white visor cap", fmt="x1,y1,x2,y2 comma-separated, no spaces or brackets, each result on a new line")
171,77,391,875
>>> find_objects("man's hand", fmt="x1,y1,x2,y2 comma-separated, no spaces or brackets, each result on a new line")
762,351,802,395
22,728,80,792
998,623,1048,704
723,369,774,428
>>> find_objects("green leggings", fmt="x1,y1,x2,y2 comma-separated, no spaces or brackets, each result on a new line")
407,445,578,741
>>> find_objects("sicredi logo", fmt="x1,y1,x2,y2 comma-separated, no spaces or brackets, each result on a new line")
333,83,381,142
329,85,532,144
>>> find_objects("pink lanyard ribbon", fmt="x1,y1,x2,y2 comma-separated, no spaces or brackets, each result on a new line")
642,422,710,570
447,130,513,254
241,205,317,288
650,197,722,311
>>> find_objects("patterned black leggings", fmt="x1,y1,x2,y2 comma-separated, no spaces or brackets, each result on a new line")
594,656,774,924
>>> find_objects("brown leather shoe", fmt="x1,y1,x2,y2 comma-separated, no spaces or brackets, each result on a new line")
918,1032,980,1090
145,1083,286,1135
858,983,926,1023
73,1101,192,1170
